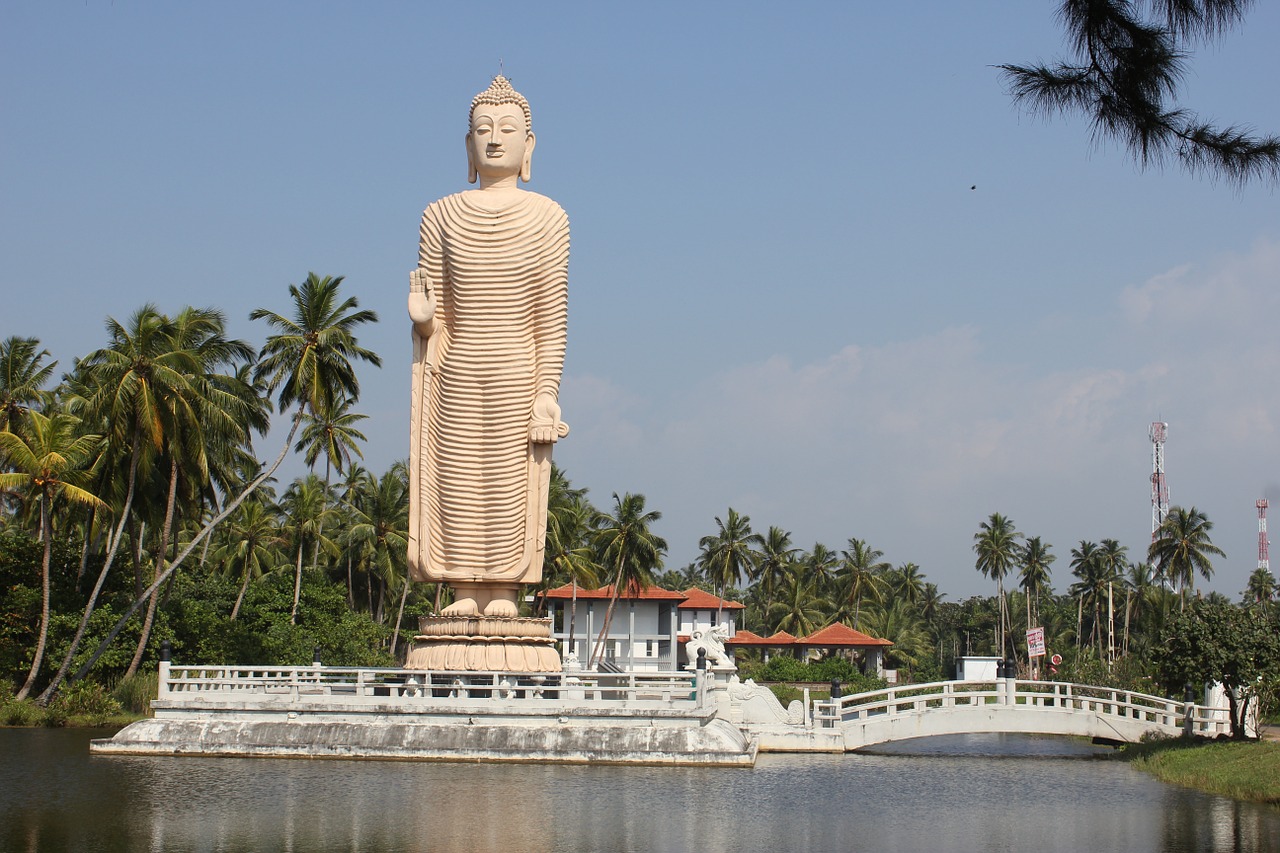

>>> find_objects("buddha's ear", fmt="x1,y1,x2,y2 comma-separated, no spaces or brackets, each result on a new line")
520,132,536,183
465,133,478,184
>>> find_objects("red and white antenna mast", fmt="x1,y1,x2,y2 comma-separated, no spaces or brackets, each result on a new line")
1150,422,1169,538
1257,499,1270,573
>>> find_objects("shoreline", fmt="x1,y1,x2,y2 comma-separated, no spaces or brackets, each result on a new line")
1121,737,1280,806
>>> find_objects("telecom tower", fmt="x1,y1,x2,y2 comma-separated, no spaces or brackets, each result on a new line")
1150,422,1169,538
1258,499,1270,573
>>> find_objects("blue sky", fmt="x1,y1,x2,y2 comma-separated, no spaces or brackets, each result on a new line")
3,2,1278,599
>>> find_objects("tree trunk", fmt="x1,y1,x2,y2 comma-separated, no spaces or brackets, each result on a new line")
72,408,307,682
568,578,579,659
590,568,624,667
125,456,179,679
291,540,304,624
16,497,52,701
390,577,411,660
231,557,252,621
38,446,141,704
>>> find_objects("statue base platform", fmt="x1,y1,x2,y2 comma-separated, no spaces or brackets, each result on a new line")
404,615,561,672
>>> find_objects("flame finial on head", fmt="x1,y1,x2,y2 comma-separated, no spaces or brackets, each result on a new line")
470,76,531,132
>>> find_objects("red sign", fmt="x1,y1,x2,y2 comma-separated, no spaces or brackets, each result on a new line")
1026,627,1046,657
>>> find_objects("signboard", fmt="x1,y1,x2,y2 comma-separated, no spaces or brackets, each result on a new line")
1026,627,1046,657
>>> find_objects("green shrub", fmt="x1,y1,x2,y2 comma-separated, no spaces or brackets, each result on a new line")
49,680,123,724
1,697,40,726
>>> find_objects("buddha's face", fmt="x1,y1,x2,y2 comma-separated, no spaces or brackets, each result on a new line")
467,103,531,179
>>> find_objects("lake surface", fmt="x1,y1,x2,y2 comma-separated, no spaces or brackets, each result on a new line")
4,727,1278,852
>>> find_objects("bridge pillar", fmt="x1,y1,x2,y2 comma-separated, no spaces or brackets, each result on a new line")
1005,659,1018,706
1183,684,1195,738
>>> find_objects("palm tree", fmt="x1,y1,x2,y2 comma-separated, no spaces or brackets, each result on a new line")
295,392,367,571
251,273,381,421
696,508,757,619
1096,538,1128,662
767,564,830,638
752,526,799,620
1148,506,1225,605
803,542,840,597
861,599,930,673
0,336,56,435
543,493,600,656
1069,540,1107,656
347,465,409,651
280,474,336,624
0,410,106,699
212,497,281,619
973,513,1020,659
1019,536,1055,637
590,492,666,667
1244,566,1276,608
835,538,890,628
73,276,380,682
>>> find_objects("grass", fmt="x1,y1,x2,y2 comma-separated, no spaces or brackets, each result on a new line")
1122,737,1280,805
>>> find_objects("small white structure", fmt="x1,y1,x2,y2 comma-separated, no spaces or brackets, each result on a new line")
957,656,1002,681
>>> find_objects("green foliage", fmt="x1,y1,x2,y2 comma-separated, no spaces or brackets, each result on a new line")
741,655,887,693
49,680,123,723
1157,600,1280,737
112,671,158,716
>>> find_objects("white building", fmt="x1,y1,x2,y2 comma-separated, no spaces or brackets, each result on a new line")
542,585,743,671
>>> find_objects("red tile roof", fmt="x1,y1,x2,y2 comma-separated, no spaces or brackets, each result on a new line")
725,629,800,646
541,583,687,601
799,622,893,647
677,587,745,611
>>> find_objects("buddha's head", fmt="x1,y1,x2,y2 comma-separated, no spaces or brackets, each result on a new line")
467,76,535,184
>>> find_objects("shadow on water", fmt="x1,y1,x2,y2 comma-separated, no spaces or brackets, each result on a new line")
3,729,1277,853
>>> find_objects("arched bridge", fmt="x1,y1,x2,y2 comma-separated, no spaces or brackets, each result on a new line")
787,680,1231,751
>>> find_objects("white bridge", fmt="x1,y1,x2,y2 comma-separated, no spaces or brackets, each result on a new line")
769,678,1235,751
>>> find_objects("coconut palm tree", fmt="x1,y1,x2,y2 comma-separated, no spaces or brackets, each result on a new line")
1018,535,1055,636
973,513,1021,659
1069,540,1109,656
1148,506,1224,605
542,493,600,655
212,497,282,619
834,538,890,629
752,526,799,620
280,474,337,624
73,276,380,682
696,508,757,620
0,336,56,435
295,391,367,571
347,465,409,650
1244,566,1276,608
590,492,666,667
767,564,830,638
0,410,106,699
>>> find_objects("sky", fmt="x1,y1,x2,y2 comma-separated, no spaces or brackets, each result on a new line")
3,2,1278,600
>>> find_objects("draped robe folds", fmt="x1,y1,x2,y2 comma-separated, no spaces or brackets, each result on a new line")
408,190,569,586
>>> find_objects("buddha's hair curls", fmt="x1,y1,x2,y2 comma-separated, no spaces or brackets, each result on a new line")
470,76,531,132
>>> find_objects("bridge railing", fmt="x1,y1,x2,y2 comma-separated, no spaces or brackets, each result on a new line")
158,663,701,709
813,679,1232,736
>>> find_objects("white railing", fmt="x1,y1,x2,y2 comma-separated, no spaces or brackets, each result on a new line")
158,662,703,709
813,680,1233,737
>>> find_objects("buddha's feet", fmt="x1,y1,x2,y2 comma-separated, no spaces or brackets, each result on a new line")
482,593,518,618
440,597,479,616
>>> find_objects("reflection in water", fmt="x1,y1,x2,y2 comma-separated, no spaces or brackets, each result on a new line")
3,730,1277,853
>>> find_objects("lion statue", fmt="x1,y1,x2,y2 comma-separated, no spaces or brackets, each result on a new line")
685,624,732,668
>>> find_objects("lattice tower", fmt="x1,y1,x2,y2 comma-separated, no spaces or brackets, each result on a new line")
1258,499,1270,572
1150,422,1169,538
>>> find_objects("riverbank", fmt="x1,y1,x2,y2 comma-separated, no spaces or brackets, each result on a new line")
1122,737,1280,805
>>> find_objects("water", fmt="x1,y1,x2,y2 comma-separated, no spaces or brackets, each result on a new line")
3,728,1278,852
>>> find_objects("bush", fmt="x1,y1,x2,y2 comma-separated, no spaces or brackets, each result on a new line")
49,680,123,725
1,697,40,726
